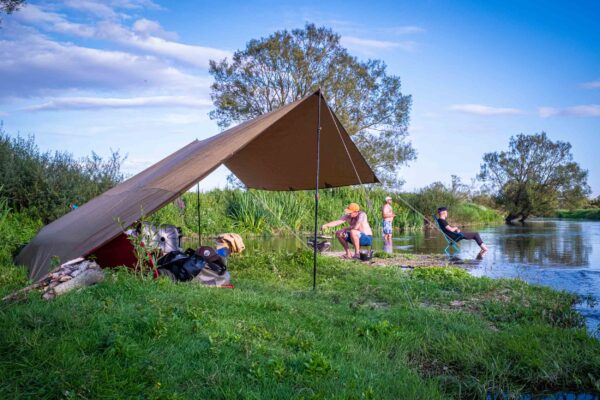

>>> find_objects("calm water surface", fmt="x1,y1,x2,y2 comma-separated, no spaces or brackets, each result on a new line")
243,219,600,334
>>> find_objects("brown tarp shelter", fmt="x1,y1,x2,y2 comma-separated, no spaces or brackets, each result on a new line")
16,91,379,281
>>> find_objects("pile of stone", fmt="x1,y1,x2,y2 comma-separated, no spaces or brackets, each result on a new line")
3,258,104,302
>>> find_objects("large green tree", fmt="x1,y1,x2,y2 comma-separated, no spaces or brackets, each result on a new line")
209,24,415,187
478,132,590,222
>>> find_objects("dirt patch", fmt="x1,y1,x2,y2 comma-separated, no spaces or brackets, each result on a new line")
323,251,458,268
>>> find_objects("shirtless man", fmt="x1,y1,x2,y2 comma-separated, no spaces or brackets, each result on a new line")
382,196,395,241
321,203,373,259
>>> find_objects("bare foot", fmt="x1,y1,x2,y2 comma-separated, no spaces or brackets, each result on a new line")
480,244,488,251
476,249,487,260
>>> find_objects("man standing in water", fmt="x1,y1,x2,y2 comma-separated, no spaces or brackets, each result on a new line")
322,203,373,259
437,207,488,252
382,196,395,242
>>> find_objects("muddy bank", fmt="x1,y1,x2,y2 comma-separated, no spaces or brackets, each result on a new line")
322,251,481,268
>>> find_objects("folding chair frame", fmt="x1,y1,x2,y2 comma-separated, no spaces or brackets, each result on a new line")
433,215,464,256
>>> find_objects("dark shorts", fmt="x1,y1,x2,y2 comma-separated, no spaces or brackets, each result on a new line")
345,232,373,246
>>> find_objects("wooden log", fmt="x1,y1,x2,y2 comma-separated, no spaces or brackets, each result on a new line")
47,268,104,299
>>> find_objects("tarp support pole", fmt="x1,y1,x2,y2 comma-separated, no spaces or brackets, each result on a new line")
197,183,202,247
313,90,322,290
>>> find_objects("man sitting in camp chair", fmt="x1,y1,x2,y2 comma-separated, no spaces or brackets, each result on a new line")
437,207,488,252
322,203,373,259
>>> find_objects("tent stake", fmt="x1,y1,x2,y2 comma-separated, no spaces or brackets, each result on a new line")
313,90,322,290
197,183,201,248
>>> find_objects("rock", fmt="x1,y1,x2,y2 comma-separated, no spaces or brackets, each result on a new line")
59,275,72,282
450,300,465,307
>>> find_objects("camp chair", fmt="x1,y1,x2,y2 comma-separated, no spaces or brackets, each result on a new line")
432,214,464,256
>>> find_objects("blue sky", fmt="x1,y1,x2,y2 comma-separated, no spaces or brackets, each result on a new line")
1,0,599,195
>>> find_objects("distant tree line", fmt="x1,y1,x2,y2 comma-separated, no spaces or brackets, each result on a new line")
0,129,125,223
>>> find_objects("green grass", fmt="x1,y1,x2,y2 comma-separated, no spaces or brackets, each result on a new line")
452,203,503,225
1,251,599,399
554,209,600,220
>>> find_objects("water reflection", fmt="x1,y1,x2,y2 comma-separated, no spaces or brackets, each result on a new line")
494,221,592,267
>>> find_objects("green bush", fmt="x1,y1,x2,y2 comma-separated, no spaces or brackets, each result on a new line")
0,129,124,223
0,197,41,264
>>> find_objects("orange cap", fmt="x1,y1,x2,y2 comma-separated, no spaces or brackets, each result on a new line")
344,203,360,214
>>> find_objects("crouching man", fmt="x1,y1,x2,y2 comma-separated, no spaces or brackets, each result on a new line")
322,203,373,259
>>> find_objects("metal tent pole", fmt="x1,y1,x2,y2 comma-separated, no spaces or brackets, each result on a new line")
197,183,201,247
313,90,322,291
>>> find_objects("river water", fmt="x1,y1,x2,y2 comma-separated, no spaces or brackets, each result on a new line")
242,219,600,335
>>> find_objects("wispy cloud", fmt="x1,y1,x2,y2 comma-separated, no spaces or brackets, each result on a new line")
96,21,230,67
341,36,417,54
580,80,600,89
1,1,225,105
25,96,213,111
0,31,208,99
342,36,401,49
539,105,600,118
449,104,523,116
132,18,178,40
12,3,230,68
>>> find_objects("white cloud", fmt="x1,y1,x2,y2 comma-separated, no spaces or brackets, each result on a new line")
133,18,178,40
341,36,417,55
96,21,230,67
580,80,600,89
14,4,96,37
0,32,208,99
449,104,523,116
13,3,230,68
64,0,161,15
25,96,213,111
539,105,600,118
342,36,401,49
63,0,121,19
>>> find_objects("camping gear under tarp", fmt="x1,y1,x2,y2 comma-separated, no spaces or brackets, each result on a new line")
17,91,379,281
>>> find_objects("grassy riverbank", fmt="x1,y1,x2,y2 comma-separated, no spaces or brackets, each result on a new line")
554,209,600,220
1,250,599,399
150,188,502,236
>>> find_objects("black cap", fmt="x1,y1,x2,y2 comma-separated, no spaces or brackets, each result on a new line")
437,207,448,213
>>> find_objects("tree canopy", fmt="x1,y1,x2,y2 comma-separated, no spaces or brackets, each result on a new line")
478,132,590,222
0,0,25,22
209,24,414,187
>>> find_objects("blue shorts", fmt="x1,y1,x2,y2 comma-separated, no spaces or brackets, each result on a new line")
345,232,373,246
382,220,392,235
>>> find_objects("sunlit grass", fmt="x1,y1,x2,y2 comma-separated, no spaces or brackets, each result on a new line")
1,251,598,399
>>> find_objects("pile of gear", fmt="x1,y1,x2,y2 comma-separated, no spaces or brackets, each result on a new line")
143,226,244,287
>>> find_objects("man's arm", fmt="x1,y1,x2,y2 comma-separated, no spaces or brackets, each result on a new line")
445,224,461,233
321,219,346,230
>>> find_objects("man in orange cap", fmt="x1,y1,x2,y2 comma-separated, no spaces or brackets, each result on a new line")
322,203,373,259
